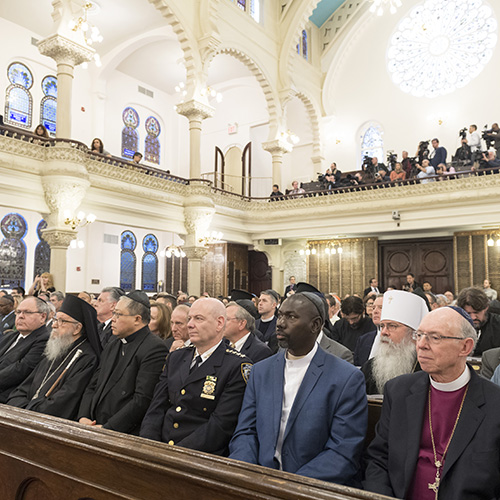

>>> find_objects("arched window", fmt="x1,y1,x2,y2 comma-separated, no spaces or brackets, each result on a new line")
230,0,261,22
0,213,27,288
361,124,384,166
145,116,161,165
120,230,137,292
142,234,158,291
33,219,50,279
40,76,57,136
121,107,140,160
5,62,33,129
296,30,309,60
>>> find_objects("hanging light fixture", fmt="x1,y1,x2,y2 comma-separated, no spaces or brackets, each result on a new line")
198,231,224,247
325,242,343,255
160,235,186,258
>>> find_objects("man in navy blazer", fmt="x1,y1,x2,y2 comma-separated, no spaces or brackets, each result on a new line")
229,292,367,485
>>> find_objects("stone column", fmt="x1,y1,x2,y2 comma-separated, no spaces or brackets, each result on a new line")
38,34,94,138
262,139,293,187
42,229,77,291
177,100,214,179
183,246,209,296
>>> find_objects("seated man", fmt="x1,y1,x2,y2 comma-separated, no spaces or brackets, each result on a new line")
0,294,16,335
168,304,191,352
78,291,168,434
288,180,305,198
229,292,367,485
224,301,272,363
8,295,101,419
0,297,50,402
364,306,500,499
140,298,252,455
361,291,428,394
269,184,284,201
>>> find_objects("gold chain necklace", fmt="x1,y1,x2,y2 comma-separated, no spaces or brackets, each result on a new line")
427,384,469,499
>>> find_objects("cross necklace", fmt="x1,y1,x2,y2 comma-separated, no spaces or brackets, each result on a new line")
427,385,469,498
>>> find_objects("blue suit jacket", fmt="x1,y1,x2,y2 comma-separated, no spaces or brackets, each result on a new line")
229,346,367,485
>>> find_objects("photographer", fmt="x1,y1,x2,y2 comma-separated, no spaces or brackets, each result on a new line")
467,125,481,152
416,159,436,184
480,149,500,171
401,151,412,176
429,138,447,168
416,141,430,164
483,123,500,151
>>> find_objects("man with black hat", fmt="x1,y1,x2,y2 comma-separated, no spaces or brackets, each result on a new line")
140,298,252,455
0,294,16,335
225,302,272,363
78,291,168,434
229,292,367,484
0,296,50,403
7,295,101,419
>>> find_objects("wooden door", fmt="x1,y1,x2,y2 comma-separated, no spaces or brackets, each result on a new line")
380,238,454,294
248,250,272,296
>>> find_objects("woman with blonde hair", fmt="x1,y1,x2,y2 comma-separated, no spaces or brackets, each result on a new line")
149,301,172,342
28,272,55,297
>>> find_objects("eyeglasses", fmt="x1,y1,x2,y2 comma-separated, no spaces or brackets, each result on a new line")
15,310,42,316
53,317,79,326
112,311,136,318
412,331,465,345
380,322,404,332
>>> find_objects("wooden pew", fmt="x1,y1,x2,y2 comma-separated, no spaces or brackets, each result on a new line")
0,405,395,500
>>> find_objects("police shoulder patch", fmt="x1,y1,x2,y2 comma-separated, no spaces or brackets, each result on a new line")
241,362,253,383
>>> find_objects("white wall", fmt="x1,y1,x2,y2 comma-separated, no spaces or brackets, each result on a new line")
322,0,500,170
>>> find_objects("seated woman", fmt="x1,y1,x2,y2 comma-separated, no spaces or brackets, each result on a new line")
389,162,406,182
28,272,56,297
89,137,111,157
149,301,173,346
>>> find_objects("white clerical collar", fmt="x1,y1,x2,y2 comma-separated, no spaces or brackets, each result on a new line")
195,340,222,363
104,318,112,327
286,342,318,364
234,332,251,352
429,366,471,392
260,315,274,323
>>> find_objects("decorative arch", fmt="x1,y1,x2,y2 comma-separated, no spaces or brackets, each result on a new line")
120,230,137,292
207,46,281,138
5,62,34,129
142,234,159,291
293,91,323,159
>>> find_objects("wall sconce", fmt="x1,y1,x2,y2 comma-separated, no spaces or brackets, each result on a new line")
64,211,96,230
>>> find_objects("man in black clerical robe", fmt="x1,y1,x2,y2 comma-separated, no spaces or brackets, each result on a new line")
8,295,101,420
78,291,168,435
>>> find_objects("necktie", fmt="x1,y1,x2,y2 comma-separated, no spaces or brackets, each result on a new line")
190,355,203,373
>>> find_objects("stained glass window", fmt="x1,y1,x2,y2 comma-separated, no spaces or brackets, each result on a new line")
361,124,384,165
40,76,57,136
237,0,246,11
142,234,158,291
5,62,33,129
120,230,137,292
0,213,27,288
121,107,140,159
145,116,161,165
34,219,50,279
302,30,308,60
387,0,497,98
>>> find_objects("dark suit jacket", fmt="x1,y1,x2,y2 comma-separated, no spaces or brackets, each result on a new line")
363,287,382,298
78,325,168,434
140,342,252,455
319,333,353,363
0,325,49,402
0,310,15,335
255,316,277,343
284,284,297,296
353,330,377,366
98,320,114,348
364,369,500,499
229,346,367,485
240,333,273,363
481,347,500,379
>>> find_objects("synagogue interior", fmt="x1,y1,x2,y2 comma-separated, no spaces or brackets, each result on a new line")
0,0,499,498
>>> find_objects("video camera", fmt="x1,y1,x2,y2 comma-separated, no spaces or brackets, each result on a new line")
459,127,467,140
386,150,397,170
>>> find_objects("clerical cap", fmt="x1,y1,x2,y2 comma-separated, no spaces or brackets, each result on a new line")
295,282,329,321
381,290,428,330
447,306,475,328
295,292,327,325
59,294,102,358
236,299,259,319
126,290,151,309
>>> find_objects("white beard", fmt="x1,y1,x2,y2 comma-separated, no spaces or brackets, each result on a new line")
371,336,416,394
44,333,75,362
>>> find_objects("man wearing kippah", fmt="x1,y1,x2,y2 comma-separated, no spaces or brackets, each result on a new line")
229,292,367,485
78,291,168,435
364,306,500,499
8,295,100,419
362,290,428,394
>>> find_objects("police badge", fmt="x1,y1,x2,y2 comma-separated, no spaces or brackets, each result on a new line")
241,363,252,383
201,375,217,400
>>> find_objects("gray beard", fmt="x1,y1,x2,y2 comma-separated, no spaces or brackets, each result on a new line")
371,336,416,394
44,334,75,362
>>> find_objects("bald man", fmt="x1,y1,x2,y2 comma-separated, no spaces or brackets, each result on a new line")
140,298,252,456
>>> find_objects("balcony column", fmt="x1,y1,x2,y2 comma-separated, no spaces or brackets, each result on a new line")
182,246,209,297
38,34,94,138
262,139,293,187
176,100,214,179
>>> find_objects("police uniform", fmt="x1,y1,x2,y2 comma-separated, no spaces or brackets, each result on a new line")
140,341,252,456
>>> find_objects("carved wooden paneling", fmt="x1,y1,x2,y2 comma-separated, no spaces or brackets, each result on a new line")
164,256,188,295
227,243,248,293
0,405,393,500
306,238,378,296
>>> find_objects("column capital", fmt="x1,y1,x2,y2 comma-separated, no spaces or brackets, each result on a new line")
183,246,209,260
42,228,76,249
262,139,293,156
38,34,94,66
176,99,215,122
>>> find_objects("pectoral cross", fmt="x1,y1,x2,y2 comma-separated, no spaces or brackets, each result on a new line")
428,461,441,499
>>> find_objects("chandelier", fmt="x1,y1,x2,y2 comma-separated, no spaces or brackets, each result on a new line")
69,2,103,67
487,231,500,247
370,0,402,16
161,245,186,258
